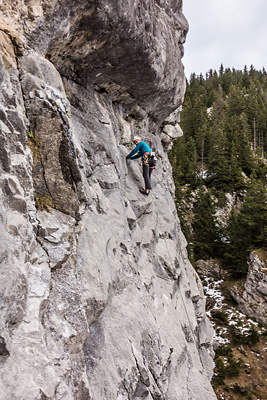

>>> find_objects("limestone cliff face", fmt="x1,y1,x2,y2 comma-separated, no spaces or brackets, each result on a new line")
0,1,216,399
230,252,267,325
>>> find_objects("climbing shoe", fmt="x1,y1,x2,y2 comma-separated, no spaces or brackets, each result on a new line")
139,189,150,196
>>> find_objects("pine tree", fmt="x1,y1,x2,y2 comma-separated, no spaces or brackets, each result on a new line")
225,84,246,117
169,135,187,184
238,179,267,248
223,180,267,276
228,141,244,190
184,137,199,187
169,136,199,186
192,187,221,260
222,208,249,277
207,127,231,191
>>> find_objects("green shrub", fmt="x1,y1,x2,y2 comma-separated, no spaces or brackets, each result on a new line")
212,310,229,326
212,353,243,388
212,358,226,387
229,325,259,346
221,286,239,306
224,356,243,377
232,382,252,398
215,344,233,358
247,326,260,346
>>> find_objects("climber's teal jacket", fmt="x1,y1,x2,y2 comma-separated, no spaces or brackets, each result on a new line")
126,141,152,160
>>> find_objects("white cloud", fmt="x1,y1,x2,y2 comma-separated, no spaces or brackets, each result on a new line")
182,0,267,77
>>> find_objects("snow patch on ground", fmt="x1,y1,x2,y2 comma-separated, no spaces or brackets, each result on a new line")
202,276,264,346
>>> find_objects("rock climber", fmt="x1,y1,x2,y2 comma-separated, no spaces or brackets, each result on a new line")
126,135,154,196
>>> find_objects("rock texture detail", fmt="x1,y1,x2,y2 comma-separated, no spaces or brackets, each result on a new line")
0,1,216,399
231,252,267,325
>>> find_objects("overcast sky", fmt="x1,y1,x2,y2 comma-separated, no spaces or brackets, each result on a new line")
182,0,267,78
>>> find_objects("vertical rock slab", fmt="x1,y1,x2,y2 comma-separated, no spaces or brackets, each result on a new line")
19,53,82,218
230,252,267,324
0,29,59,400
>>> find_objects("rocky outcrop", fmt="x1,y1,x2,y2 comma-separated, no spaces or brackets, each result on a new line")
230,252,267,325
215,192,243,227
0,1,216,399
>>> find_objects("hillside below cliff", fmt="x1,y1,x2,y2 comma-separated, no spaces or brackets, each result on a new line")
0,2,217,399
168,68,267,400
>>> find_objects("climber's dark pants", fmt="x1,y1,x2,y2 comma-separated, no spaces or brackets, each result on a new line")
142,152,153,190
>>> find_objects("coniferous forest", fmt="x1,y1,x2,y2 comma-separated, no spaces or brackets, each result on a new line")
169,66,267,400
169,65,267,277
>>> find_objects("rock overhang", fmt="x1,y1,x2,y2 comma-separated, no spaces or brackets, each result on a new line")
21,0,188,123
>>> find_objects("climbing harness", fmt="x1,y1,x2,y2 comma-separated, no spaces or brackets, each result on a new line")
142,151,151,164
141,151,157,168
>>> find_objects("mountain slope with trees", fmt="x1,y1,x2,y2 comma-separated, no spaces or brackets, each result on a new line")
169,66,267,400
169,65,267,277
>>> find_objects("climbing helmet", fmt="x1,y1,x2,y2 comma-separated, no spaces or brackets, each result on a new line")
132,135,141,143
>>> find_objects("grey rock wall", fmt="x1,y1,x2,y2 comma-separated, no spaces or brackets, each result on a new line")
231,252,267,325
0,1,216,399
